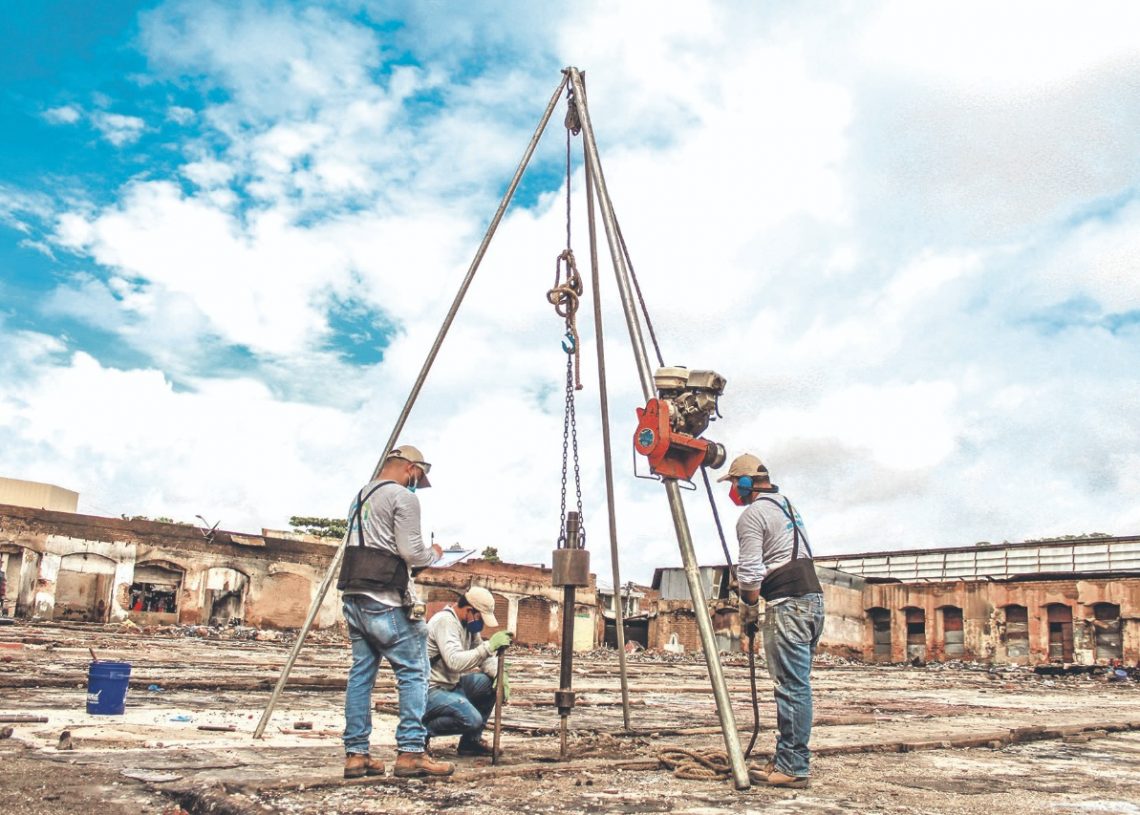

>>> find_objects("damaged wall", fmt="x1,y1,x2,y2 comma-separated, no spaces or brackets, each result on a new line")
637,568,867,656
0,505,601,644
0,504,341,629
864,577,1140,665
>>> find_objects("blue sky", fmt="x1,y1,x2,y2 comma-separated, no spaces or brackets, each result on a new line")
2,1,1140,584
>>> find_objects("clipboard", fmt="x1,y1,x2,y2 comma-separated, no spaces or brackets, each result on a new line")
432,548,475,569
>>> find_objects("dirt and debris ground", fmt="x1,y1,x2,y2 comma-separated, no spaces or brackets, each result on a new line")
1,620,1138,814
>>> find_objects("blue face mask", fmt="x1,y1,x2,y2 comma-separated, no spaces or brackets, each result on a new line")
464,618,484,634
407,475,418,494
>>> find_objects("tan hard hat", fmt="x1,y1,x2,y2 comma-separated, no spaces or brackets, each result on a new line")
463,586,499,628
386,445,432,488
716,453,768,482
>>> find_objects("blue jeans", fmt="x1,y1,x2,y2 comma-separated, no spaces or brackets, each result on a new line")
342,595,429,755
762,592,824,778
424,672,496,744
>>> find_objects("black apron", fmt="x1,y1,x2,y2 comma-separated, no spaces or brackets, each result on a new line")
755,496,822,601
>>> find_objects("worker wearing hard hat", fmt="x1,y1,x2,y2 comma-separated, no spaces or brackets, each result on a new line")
424,586,513,756
720,453,824,789
338,445,455,780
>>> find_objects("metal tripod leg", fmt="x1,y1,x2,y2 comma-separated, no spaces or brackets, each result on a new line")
253,73,570,740
567,66,751,790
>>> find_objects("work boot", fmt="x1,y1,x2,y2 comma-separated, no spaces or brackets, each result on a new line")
394,750,455,778
344,753,385,779
456,738,495,757
766,770,810,788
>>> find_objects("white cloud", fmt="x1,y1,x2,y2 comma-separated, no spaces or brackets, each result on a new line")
167,105,195,125
91,112,147,146
43,105,82,125
860,1,1140,93
5,1,1140,584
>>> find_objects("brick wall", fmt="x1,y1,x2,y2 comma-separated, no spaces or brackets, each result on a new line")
652,607,701,652
515,596,553,645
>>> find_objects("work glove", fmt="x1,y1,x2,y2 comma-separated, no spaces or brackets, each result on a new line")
739,598,760,637
495,662,511,704
487,630,513,652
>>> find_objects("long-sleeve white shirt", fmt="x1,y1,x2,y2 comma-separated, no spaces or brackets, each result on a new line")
426,606,499,690
735,492,811,593
342,480,438,607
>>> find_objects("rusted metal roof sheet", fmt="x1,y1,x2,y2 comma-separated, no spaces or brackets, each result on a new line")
815,537,1140,582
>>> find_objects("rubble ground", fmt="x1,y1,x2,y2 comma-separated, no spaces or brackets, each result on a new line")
1,621,1138,815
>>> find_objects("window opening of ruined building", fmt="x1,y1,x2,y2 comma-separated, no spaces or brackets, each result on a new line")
940,606,964,657
905,607,926,660
56,552,116,622
129,583,177,613
605,616,649,649
1,551,16,612
1003,604,1029,658
129,564,182,615
1092,602,1123,662
205,567,249,625
1045,604,1074,662
868,608,891,659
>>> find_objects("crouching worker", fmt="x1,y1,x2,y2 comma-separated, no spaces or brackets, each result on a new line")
424,587,513,756
339,445,455,780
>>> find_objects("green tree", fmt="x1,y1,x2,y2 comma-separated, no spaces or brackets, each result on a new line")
290,516,347,539
481,546,501,563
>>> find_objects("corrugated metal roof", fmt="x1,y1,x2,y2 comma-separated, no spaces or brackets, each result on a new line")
815,537,1140,582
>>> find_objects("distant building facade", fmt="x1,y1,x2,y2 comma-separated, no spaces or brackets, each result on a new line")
815,537,1140,665
0,503,597,650
6,498,1133,665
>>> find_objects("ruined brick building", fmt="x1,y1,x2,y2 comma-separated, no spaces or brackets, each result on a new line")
0,482,597,650
2,476,1137,665
0,501,344,629
815,538,1140,665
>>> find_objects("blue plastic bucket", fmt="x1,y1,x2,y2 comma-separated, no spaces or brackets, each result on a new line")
86,660,131,715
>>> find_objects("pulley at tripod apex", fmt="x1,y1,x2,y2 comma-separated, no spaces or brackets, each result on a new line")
633,366,727,481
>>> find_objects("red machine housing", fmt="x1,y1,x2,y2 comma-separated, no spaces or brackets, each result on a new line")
634,398,721,481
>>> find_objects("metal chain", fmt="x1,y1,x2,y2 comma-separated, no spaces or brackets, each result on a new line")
555,85,585,549
568,356,584,545
558,354,570,546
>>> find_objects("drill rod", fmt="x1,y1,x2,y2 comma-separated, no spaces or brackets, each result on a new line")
492,645,508,765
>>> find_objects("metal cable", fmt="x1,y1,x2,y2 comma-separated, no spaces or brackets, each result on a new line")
745,632,761,758
556,84,585,547
701,466,734,575
617,222,665,368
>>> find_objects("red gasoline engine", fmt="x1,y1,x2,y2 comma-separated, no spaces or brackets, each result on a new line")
633,367,727,480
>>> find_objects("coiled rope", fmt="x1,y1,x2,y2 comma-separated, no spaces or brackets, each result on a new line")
658,747,771,784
